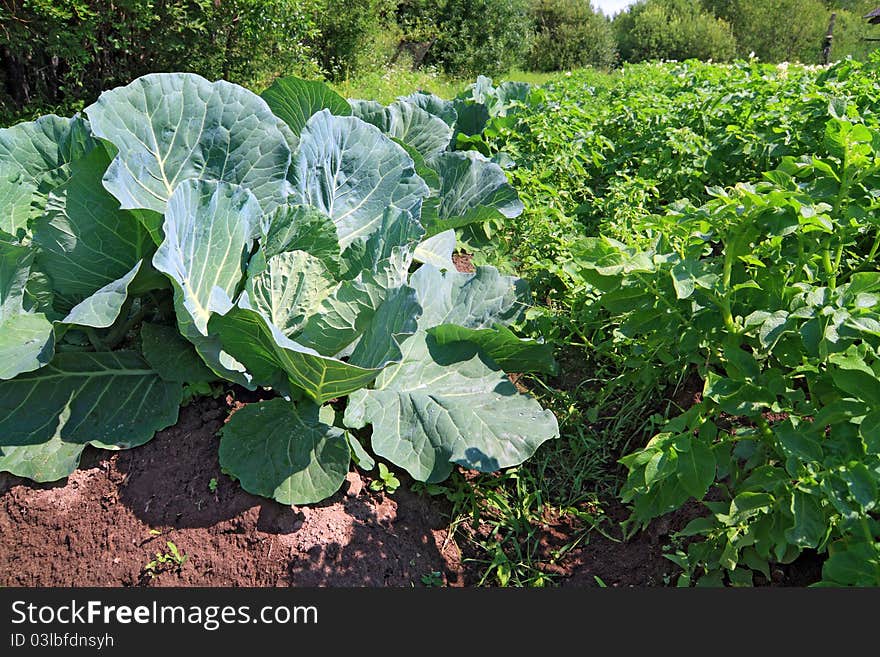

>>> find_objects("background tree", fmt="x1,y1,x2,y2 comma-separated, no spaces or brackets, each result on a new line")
527,0,617,72
614,0,738,63
823,1,880,61
397,0,532,77
704,0,829,62
313,0,399,79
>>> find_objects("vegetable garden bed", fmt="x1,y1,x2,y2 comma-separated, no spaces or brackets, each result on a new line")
0,391,822,586
4,58,880,587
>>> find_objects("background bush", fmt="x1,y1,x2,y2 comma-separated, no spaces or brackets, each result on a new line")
614,0,738,63
313,0,399,79
397,0,532,77
5,0,880,127
527,0,617,72
611,0,880,66
0,0,321,123
704,0,829,62
831,1,880,63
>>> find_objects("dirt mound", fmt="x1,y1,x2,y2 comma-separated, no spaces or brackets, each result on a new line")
0,397,464,587
0,394,822,587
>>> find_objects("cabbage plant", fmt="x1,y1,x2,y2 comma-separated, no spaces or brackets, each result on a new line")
0,74,558,503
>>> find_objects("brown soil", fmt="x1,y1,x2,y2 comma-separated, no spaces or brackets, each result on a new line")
0,398,465,587
452,251,476,273
0,393,823,587
557,502,696,587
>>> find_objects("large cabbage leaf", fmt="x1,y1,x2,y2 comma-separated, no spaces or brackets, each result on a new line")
289,111,429,248
219,398,350,504
0,351,181,480
153,179,260,336
299,274,421,369
341,264,558,482
398,91,458,127
412,229,457,272
59,260,143,329
261,76,352,138
209,302,384,404
31,145,153,311
0,115,95,238
260,204,343,274
85,73,291,214
140,322,216,384
246,250,336,337
426,151,524,233
344,332,558,482
345,93,524,235
0,238,54,379
350,99,453,159
410,264,556,374
152,179,260,383
0,72,557,506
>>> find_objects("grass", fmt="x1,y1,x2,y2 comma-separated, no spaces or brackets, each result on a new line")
332,65,465,103
332,65,570,102
500,69,560,86
425,353,682,587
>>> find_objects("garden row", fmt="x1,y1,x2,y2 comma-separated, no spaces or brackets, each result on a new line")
471,57,880,586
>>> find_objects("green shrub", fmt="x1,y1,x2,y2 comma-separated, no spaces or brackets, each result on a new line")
398,0,533,77
313,0,399,79
204,0,321,87
831,6,880,63
0,0,320,125
615,0,738,63
396,0,444,43
705,0,828,63
527,0,617,72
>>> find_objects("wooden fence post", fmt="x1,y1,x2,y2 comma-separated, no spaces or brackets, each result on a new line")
823,12,837,65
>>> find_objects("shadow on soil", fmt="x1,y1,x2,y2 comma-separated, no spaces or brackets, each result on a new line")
0,398,461,587
0,395,822,587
